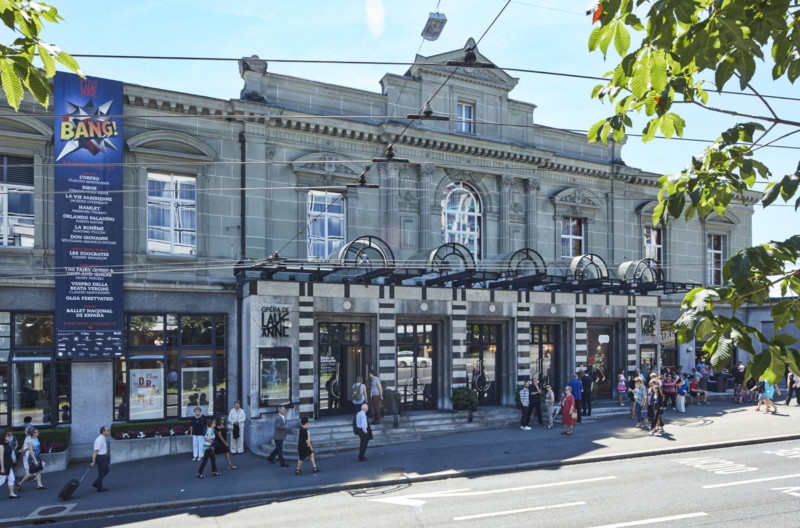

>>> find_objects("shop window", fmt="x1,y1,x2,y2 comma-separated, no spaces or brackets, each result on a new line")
147,171,196,256
56,361,71,424
307,190,345,260
259,348,291,408
0,155,34,248
128,315,165,347
128,360,165,421
181,356,213,416
561,217,585,259
442,182,482,259
14,313,53,347
181,315,213,346
11,361,52,426
114,359,128,421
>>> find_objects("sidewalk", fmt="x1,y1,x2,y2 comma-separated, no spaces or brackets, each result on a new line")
2,397,798,527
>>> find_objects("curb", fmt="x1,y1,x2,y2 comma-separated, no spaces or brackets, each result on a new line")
5,430,800,527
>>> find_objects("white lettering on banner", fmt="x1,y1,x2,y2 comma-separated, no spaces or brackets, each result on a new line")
672,456,758,474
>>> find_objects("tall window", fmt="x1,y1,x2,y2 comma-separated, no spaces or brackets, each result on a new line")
643,226,662,262
561,217,584,259
707,234,725,286
0,155,34,247
147,172,196,255
442,182,481,259
307,190,345,260
457,102,475,133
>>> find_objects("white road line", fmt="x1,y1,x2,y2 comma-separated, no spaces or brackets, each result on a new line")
586,512,708,528
453,501,585,521
703,473,800,489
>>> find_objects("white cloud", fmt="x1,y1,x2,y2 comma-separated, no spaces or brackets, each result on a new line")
366,0,385,36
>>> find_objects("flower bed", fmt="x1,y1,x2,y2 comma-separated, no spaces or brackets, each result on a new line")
110,420,190,440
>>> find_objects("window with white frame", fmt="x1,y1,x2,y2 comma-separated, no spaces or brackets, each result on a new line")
307,190,345,260
561,217,584,259
456,102,475,134
707,234,725,286
643,226,663,262
442,182,481,259
0,155,34,248
147,171,196,255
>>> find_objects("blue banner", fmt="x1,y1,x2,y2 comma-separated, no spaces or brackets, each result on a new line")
54,72,124,359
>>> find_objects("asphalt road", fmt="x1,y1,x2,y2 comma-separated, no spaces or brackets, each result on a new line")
40,439,800,528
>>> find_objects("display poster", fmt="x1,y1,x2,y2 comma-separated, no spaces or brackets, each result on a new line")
53,72,124,359
260,356,290,407
129,368,164,420
182,367,213,416
588,327,612,397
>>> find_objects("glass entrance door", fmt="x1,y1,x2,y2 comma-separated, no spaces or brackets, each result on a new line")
317,322,366,415
531,324,559,389
466,323,501,405
396,323,436,410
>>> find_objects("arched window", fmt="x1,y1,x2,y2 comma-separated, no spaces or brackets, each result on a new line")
441,182,481,259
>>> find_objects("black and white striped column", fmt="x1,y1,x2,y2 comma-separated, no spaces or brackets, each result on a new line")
517,305,531,383
575,306,588,371
451,302,468,388
298,298,315,414
378,301,396,391
627,307,638,372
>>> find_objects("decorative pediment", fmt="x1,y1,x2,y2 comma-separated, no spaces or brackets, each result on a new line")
551,187,601,218
0,115,52,145
127,130,216,162
292,152,362,186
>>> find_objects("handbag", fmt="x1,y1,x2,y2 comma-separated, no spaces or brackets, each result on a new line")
28,458,44,474
233,423,240,440
569,408,577,420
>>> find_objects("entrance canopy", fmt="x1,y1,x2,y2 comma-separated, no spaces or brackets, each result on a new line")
235,238,696,295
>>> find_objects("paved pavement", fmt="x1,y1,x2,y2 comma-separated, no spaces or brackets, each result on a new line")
2,397,799,527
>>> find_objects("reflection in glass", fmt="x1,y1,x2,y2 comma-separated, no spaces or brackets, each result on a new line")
14,314,53,347
12,362,51,426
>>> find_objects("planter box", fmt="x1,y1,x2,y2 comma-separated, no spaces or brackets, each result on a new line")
109,435,192,464
40,447,70,474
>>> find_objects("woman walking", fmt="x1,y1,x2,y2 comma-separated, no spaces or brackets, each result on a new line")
647,380,666,436
560,386,576,436
295,416,320,475
197,417,220,478
632,377,646,427
214,416,237,470
1,430,20,499
16,427,45,491
544,384,555,429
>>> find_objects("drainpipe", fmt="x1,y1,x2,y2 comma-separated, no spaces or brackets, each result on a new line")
237,131,246,405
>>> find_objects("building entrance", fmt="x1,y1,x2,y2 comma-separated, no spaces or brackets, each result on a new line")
396,323,436,410
466,323,501,405
531,324,559,390
317,322,367,415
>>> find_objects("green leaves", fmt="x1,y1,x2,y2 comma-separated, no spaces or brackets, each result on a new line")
0,1,81,110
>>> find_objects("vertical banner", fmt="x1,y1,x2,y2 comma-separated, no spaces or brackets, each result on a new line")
54,72,124,359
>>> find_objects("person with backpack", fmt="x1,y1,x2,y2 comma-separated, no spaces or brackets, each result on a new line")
351,376,367,412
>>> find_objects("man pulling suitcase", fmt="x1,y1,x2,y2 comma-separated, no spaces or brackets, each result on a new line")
90,426,111,492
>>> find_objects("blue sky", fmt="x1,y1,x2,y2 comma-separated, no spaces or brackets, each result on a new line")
42,0,798,246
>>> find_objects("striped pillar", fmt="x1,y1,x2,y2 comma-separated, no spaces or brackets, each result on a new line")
575,306,588,370
451,303,468,388
378,301,397,391
627,307,638,372
298,299,315,415
516,305,531,383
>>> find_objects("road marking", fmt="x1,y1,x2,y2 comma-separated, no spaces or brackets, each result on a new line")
773,486,800,497
672,456,757,474
764,447,800,458
370,475,617,507
453,501,585,521
703,473,800,489
586,512,708,528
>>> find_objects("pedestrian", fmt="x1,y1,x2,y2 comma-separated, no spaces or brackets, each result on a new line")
759,378,781,414
689,376,709,404
295,416,320,475
351,376,367,412
785,369,799,406
214,416,237,470
675,374,687,413
355,403,371,461
580,370,594,416
190,406,205,461
89,426,111,492
267,406,289,467
627,370,638,419
616,369,627,406
647,380,666,436
745,375,758,402
560,386,576,436
530,378,544,426
519,380,532,430
568,374,583,423
16,426,45,491
197,417,220,478
662,375,677,409
544,384,555,429
1,430,20,499
368,371,383,425
732,364,746,404
633,377,646,427
228,400,246,454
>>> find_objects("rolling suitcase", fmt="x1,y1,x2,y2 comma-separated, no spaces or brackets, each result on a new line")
58,467,91,501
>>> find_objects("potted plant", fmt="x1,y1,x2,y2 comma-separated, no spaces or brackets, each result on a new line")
451,385,478,411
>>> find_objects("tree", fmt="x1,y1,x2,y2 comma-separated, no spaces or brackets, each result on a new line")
586,0,800,384
0,0,82,110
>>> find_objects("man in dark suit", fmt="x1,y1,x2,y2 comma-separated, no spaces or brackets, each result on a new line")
267,406,289,467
